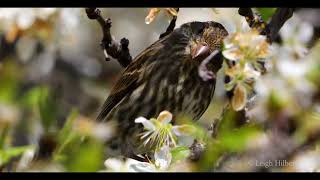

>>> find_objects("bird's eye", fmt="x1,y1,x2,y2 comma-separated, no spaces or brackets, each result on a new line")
197,27,204,34
191,22,206,34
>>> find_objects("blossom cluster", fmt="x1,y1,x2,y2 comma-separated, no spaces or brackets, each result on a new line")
222,27,271,111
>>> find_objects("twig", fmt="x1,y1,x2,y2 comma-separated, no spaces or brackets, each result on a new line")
238,8,270,37
189,140,205,162
238,8,294,43
159,8,179,39
267,8,295,42
85,8,132,68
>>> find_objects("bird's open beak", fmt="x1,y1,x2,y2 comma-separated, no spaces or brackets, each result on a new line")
191,43,210,60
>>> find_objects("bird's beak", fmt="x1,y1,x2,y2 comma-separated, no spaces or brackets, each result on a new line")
191,43,210,60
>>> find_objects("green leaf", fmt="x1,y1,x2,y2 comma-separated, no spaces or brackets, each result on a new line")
38,87,57,132
196,99,264,171
0,125,10,149
306,63,320,88
20,86,46,107
216,108,238,135
171,146,190,163
0,146,34,166
196,139,223,171
267,90,287,112
256,8,276,22
218,125,261,152
53,110,81,162
0,61,20,104
294,111,320,145
57,109,79,144
53,132,81,162
65,139,104,172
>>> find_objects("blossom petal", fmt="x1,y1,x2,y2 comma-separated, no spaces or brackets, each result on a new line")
93,122,116,141
277,58,308,78
172,125,195,136
125,159,155,172
16,148,35,170
135,117,156,131
251,35,266,47
145,8,160,24
244,64,261,79
223,38,235,49
104,158,123,171
177,136,195,147
157,111,173,125
297,22,313,44
129,162,157,172
240,19,251,32
154,145,172,170
223,29,270,65
165,8,178,17
231,83,248,111
222,47,242,61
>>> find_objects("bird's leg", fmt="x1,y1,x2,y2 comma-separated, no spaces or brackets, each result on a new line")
85,8,132,68
159,8,179,39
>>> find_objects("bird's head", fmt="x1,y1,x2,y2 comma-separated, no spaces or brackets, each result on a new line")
180,21,228,60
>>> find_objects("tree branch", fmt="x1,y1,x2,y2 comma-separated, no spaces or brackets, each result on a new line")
85,8,132,68
238,8,269,37
238,8,294,43
267,8,295,42
159,8,179,39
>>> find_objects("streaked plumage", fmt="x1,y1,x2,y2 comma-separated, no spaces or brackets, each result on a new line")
97,21,228,157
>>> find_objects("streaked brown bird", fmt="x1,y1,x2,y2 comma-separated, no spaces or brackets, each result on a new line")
96,21,228,158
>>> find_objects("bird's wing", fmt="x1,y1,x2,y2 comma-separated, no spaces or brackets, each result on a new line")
96,37,168,122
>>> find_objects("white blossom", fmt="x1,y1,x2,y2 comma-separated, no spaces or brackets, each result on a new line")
135,111,195,150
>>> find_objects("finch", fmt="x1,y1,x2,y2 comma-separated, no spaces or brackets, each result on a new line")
97,21,228,158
